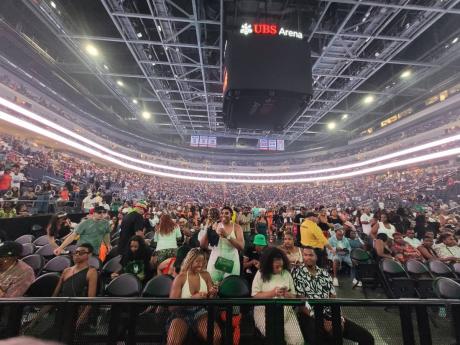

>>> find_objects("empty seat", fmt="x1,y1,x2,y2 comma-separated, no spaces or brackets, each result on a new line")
33,235,49,247
42,255,72,273
15,234,35,245
26,272,60,297
65,244,77,254
453,263,460,276
350,248,378,290
218,275,250,298
428,260,458,280
105,273,141,297
21,254,45,275
405,259,435,298
104,245,119,263
433,277,460,299
21,243,36,258
142,275,173,297
380,259,417,298
102,255,122,274
35,243,55,258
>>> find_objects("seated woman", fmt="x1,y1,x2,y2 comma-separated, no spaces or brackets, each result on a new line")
372,233,394,261
434,233,460,263
252,247,304,345
167,248,220,345
279,231,303,267
418,236,439,261
111,236,154,282
47,212,72,248
391,232,423,263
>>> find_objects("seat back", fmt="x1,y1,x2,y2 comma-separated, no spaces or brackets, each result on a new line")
42,255,72,273
380,259,416,298
21,243,36,258
35,243,55,258
26,272,60,297
428,260,455,278
433,277,460,299
89,256,102,270
350,248,372,263
65,244,77,254
105,273,141,297
142,275,174,297
102,255,122,274
452,263,460,276
406,260,433,279
33,235,49,247
21,254,45,275
219,275,250,298
15,234,35,245
381,259,408,278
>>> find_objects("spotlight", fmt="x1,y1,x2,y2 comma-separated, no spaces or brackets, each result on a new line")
363,95,375,105
137,32,143,38
132,99,138,104
327,122,336,130
103,64,109,70
142,111,151,119
116,80,124,87
50,1,56,9
342,114,349,120
452,37,458,44
400,70,412,79
85,44,99,57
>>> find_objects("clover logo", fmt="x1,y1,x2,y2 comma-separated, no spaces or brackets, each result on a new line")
240,23,253,36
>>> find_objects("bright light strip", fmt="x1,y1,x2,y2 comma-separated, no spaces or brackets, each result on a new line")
1,110,459,184
1,96,460,177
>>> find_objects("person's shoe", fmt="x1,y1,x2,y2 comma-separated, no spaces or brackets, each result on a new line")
357,281,363,287
352,278,358,286
333,277,339,287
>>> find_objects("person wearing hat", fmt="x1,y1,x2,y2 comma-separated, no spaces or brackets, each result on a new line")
0,241,35,297
243,234,268,286
54,206,111,256
118,201,148,255
299,212,335,267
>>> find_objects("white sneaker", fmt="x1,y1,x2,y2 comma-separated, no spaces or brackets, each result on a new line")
352,278,358,286
357,281,363,287
333,277,339,287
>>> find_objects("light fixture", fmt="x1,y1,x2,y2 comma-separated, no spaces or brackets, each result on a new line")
157,25,162,32
1,95,460,178
137,32,143,38
103,64,109,70
363,95,375,105
1,108,459,184
342,114,349,120
151,62,156,66
374,52,380,57
452,37,459,44
85,44,99,57
327,122,336,130
50,1,56,9
142,111,151,119
132,99,138,104
400,70,412,79
116,80,124,87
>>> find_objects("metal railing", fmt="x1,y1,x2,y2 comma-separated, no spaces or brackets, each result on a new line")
0,297,459,345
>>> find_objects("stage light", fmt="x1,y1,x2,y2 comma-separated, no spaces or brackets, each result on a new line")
1,109,459,184
85,44,99,57
142,111,151,119
342,114,349,120
327,122,336,130
137,32,143,38
1,96,459,178
363,95,375,104
103,64,109,70
401,70,412,79
452,37,458,44
50,1,56,9
116,80,124,87
132,99,138,104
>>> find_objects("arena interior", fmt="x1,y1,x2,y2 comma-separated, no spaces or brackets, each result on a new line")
0,0,460,344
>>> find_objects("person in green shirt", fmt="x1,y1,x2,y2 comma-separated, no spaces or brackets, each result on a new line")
54,206,111,256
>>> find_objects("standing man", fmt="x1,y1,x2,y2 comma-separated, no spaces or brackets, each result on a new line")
299,212,335,267
328,229,353,287
118,201,148,255
54,206,111,256
237,206,253,249
360,208,373,236
292,247,374,345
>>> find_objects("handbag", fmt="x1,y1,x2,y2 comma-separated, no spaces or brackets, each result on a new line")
214,256,234,274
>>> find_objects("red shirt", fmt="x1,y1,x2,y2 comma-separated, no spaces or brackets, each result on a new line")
0,173,12,190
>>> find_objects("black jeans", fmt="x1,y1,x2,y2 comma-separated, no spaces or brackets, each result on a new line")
299,313,375,345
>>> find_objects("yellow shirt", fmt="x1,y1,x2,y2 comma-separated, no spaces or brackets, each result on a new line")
300,219,328,249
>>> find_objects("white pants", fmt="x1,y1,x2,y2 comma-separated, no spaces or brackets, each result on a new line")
254,306,305,345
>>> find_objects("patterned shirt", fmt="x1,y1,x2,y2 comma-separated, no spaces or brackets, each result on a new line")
291,264,336,317
0,260,35,297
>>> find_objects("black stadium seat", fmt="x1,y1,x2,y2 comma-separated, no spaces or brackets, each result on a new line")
89,256,102,270
433,277,460,299
35,243,55,258
21,243,36,258
33,235,49,247
350,248,378,291
380,259,417,298
218,275,250,298
15,234,34,245
405,259,435,298
105,273,141,297
21,254,45,275
26,272,60,297
428,260,459,281
142,275,173,297
42,255,72,274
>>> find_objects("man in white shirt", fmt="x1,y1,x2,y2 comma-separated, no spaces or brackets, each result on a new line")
10,165,25,189
360,208,373,235
403,229,421,248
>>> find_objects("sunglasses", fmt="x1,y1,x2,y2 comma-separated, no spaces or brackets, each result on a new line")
74,250,89,256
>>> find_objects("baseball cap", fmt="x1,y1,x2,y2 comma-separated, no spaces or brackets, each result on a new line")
253,234,268,246
0,241,23,258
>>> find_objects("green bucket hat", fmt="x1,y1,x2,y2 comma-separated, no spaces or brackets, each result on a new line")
253,234,268,246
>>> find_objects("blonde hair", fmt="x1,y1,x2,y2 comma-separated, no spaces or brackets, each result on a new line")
180,248,206,273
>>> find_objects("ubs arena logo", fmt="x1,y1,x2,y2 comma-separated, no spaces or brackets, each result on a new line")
240,23,303,40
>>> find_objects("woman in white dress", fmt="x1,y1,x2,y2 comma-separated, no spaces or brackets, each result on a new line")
200,206,244,283
375,213,396,238
252,247,304,345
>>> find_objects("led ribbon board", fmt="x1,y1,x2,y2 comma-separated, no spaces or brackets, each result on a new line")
240,23,303,39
